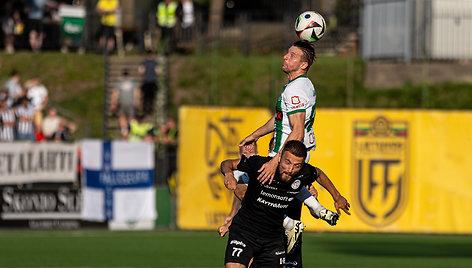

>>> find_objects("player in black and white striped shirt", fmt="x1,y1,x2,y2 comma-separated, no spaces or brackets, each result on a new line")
0,98,16,141
15,97,36,142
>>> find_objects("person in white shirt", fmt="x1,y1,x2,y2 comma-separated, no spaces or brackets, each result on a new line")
26,77,48,130
42,107,61,139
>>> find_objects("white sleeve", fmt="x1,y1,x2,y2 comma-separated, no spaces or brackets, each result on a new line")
284,82,309,114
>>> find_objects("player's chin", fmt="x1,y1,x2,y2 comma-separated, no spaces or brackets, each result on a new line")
280,173,291,182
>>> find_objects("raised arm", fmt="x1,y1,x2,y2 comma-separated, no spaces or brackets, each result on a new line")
239,115,275,147
315,167,351,216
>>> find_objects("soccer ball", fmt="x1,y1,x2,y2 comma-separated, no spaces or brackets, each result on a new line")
294,11,326,42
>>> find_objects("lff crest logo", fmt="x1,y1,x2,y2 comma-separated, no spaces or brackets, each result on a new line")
352,116,409,227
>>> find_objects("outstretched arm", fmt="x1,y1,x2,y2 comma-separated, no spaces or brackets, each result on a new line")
239,115,275,147
315,167,351,216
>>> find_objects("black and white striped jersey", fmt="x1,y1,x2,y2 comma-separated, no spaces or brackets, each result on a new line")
15,105,35,134
0,108,16,141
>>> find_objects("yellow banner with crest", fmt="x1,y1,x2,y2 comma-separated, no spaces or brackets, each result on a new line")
177,106,272,230
177,107,472,234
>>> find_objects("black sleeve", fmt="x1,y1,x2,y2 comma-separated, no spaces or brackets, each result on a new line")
236,155,270,173
306,164,319,184
236,155,252,173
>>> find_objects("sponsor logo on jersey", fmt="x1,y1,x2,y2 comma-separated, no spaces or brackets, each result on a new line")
291,179,301,189
352,116,409,227
291,103,305,109
275,251,285,255
291,96,301,105
230,240,247,247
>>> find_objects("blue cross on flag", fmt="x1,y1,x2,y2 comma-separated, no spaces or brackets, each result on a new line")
81,140,156,222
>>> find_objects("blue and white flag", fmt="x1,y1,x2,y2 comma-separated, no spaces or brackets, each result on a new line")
81,140,156,222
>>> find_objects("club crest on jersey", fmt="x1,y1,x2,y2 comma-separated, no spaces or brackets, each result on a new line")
352,116,409,227
291,96,300,105
291,179,301,189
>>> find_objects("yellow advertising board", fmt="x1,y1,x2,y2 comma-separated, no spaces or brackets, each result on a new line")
177,106,272,230
303,109,472,234
178,107,472,234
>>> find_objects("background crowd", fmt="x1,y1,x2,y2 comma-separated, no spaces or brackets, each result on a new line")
0,70,76,143
1,0,199,54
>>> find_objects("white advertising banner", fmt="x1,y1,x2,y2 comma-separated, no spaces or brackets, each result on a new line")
0,142,78,185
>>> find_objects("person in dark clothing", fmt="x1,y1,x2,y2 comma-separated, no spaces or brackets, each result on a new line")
138,50,160,115
220,140,350,268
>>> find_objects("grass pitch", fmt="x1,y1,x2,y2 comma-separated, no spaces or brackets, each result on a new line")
0,230,471,268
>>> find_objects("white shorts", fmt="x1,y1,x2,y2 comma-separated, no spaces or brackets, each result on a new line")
233,170,250,185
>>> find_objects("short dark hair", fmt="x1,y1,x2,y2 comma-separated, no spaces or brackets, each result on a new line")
282,140,307,159
293,40,315,71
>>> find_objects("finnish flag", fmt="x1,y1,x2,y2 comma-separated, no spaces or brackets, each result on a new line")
81,140,157,222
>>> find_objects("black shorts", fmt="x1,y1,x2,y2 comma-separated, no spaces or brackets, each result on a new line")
100,25,115,39
225,230,286,268
285,233,302,268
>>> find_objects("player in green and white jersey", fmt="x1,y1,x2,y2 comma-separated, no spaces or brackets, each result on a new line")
240,40,318,184
273,73,316,156
239,40,350,268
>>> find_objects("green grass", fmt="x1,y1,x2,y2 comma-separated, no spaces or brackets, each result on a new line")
0,230,471,268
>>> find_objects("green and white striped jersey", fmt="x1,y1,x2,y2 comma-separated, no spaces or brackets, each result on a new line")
272,75,316,155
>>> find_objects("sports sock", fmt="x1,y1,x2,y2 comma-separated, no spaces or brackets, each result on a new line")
283,216,294,230
304,196,326,217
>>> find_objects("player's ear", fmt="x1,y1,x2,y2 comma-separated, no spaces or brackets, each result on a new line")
301,61,308,70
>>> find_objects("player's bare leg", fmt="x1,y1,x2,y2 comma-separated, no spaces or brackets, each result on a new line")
226,263,246,268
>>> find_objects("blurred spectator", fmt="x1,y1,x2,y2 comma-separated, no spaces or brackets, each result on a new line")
0,90,9,107
138,50,160,116
125,115,156,142
2,6,25,54
158,117,178,144
42,106,60,139
110,68,140,135
50,119,70,142
176,0,196,53
15,97,36,142
156,0,178,54
0,98,16,142
95,0,118,52
26,0,56,52
26,77,48,130
3,70,25,108
158,117,178,185
58,0,86,54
